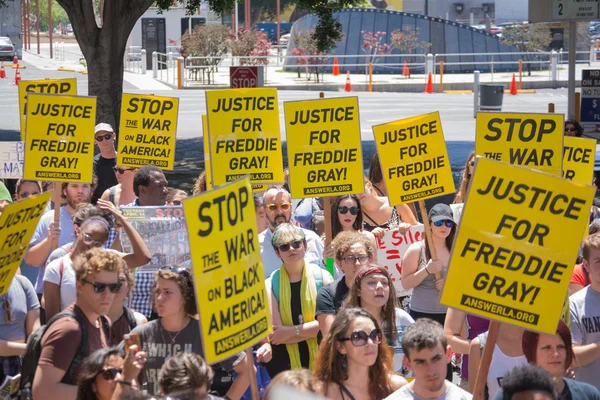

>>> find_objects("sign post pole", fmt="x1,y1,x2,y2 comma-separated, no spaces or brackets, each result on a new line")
472,321,500,400
51,184,62,250
245,348,260,400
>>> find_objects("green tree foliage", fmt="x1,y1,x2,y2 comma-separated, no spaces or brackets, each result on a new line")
500,23,552,75
36,0,70,31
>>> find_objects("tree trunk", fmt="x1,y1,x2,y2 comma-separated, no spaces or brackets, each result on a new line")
56,0,154,130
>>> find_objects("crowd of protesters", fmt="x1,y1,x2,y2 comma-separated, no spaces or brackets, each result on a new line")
0,121,599,400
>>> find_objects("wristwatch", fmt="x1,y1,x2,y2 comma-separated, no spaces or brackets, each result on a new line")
294,325,300,336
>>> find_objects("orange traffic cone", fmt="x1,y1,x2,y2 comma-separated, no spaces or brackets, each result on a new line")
0,62,5,79
13,54,18,66
402,60,410,78
344,70,352,92
14,66,21,85
332,58,340,76
510,73,518,95
425,72,434,93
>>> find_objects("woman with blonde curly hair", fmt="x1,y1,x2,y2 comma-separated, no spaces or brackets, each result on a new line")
314,308,406,400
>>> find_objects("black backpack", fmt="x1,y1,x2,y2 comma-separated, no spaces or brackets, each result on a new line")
18,310,109,399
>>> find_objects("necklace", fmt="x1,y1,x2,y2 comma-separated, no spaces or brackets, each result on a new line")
161,321,185,345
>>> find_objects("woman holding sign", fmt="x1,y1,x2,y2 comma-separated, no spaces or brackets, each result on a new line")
358,179,417,239
401,204,455,380
344,265,414,376
266,223,333,378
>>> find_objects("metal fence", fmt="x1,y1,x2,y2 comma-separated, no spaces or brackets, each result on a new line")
124,46,146,74
152,51,180,86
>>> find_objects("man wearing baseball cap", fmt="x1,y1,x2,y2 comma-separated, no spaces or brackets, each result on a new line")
93,123,118,204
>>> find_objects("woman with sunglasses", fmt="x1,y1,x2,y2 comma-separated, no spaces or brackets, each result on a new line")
266,223,333,378
44,202,151,320
76,345,147,400
314,308,406,400
344,266,414,376
100,166,138,207
401,203,456,379
129,267,251,398
357,178,417,239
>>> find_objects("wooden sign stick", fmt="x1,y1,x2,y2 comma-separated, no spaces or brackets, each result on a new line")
50,183,62,250
417,200,441,280
318,91,335,277
472,320,500,400
245,347,260,400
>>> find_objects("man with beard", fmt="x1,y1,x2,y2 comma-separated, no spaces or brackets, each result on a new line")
258,185,324,278
26,182,94,298
385,319,472,399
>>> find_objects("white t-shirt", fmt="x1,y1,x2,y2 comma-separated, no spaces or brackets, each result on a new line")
385,381,472,400
43,254,77,311
382,307,415,375
487,344,527,399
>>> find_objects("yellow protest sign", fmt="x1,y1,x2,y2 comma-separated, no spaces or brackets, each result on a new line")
563,136,596,184
440,157,594,333
372,112,455,205
18,78,77,139
202,114,212,190
24,93,96,183
206,88,284,186
118,93,179,170
476,112,564,176
183,177,271,363
284,97,364,198
0,191,51,295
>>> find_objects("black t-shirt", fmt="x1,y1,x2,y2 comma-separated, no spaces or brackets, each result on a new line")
93,154,117,204
316,277,349,317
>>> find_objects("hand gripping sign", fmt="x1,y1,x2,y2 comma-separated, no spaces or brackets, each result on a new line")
18,78,77,140
440,157,594,334
476,112,564,176
284,97,364,198
563,136,596,184
24,93,96,183
205,88,284,186
0,191,52,295
372,112,455,205
182,177,271,363
118,93,179,170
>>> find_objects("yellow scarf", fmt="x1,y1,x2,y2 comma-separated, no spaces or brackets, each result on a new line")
279,262,319,370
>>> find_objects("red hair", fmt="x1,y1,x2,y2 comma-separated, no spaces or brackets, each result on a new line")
522,320,574,369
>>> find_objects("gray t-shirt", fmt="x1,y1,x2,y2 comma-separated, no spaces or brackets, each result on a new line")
130,318,246,395
570,286,600,389
29,207,76,294
0,275,40,342
385,382,472,400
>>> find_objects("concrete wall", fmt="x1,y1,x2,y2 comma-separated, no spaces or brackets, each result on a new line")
0,0,23,58
402,0,496,24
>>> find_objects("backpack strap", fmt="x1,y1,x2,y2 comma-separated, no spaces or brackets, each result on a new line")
109,186,117,206
271,270,281,304
272,265,324,304
123,306,137,330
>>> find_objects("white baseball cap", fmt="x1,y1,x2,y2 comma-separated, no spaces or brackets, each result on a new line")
94,123,114,134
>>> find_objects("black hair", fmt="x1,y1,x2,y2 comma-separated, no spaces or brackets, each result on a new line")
72,204,114,230
402,318,447,359
501,364,557,400
76,347,122,400
368,152,383,185
331,195,363,238
565,119,583,137
133,165,163,197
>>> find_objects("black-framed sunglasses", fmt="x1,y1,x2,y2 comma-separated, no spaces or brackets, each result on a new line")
565,127,577,132
340,328,382,347
82,232,106,248
99,368,123,380
469,160,475,167
3,296,12,323
277,239,304,252
19,191,40,198
82,279,122,294
338,206,359,215
95,133,113,142
113,166,135,174
433,220,455,228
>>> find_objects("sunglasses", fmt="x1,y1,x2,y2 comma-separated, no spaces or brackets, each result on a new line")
469,160,475,167
99,368,123,380
341,255,370,265
340,328,382,347
19,191,40,198
267,203,291,212
82,232,106,248
113,167,134,174
3,296,12,323
172,200,182,205
277,239,303,252
95,133,113,142
82,279,123,294
565,127,577,132
338,206,359,215
433,220,455,228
